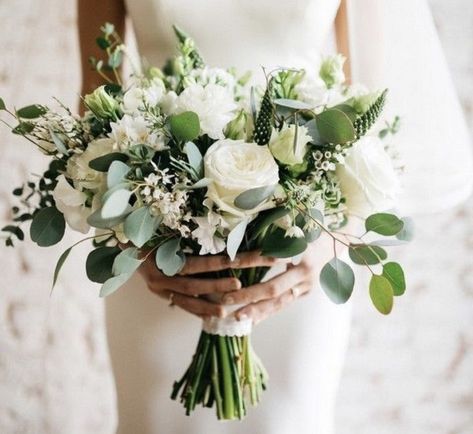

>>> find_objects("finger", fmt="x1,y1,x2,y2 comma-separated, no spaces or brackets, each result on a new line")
171,293,226,318
150,276,241,296
221,265,305,305
179,250,290,275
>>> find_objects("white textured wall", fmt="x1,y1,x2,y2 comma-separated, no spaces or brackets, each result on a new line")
0,1,471,433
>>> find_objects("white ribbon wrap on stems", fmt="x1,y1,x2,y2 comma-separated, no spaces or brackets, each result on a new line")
202,293,252,336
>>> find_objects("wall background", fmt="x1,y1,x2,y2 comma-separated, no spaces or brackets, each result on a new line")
0,1,471,433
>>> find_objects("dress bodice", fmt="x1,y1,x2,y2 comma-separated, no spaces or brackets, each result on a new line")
125,0,341,71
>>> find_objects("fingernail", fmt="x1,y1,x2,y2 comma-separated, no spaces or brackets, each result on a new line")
234,279,242,290
223,296,235,305
230,257,241,267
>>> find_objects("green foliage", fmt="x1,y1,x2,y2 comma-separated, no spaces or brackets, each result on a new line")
89,153,128,172
234,185,276,210
226,219,248,261
354,89,387,139
349,244,387,265
315,109,356,144
86,246,121,283
272,70,304,99
169,111,200,142
382,262,406,296
101,189,132,219
261,228,308,258
184,141,203,177
30,207,65,247
100,273,133,297
173,25,205,69
49,129,68,154
123,207,160,248
396,217,415,241
112,247,143,275
254,82,274,146
107,160,130,188
52,246,73,289
0,98,6,110
365,213,404,236
16,104,47,119
249,207,290,242
320,257,355,304
155,238,186,276
379,115,401,139
87,206,131,229
12,122,35,135
369,274,394,314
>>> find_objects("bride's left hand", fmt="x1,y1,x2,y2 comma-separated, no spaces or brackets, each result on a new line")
222,243,319,325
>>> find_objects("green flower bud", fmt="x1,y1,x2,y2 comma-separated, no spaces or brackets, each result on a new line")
84,85,120,119
225,110,248,140
319,54,346,88
269,124,311,166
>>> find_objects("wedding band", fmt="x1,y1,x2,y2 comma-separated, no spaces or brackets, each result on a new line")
291,286,302,299
168,292,175,307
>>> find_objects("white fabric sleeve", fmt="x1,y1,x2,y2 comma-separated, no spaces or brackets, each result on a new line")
347,0,473,215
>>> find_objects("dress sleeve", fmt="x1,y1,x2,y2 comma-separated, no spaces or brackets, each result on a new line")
347,0,473,215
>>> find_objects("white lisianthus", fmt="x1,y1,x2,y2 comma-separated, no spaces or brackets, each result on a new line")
160,91,178,114
319,54,346,88
295,71,345,108
174,84,237,139
269,123,311,166
204,139,279,217
188,67,236,89
192,209,228,255
122,79,165,113
66,138,114,192
52,175,91,233
336,136,401,217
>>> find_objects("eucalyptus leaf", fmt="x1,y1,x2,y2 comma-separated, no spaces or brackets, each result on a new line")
52,246,73,290
261,228,308,258
17,104,47,119
99,272,133,297
112,247,143,275
305,119,322,145
184,141,203,176
349,244,387,265
226,219,248,261
396,216,415,241
123,207,160,248
320,257,355,304
369,274,394,314
87,206,131,229
49,129,68,154
250,207,290,241
316,109,356,144
86,246,121,283
382,262,406,296
332,103,358,121
169,111,200,142
365,213,404,236
274,98,313,110
0,98,5,110
101,189,132,219
12,122,35,135
107,160,130,188
89,152,128,172
30,207,65,247
155,238,186,276
188,178,212,190
234,184,276,210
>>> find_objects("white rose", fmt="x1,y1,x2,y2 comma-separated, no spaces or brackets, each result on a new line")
336,136,401,217
269,123,311,166
66,138,114,192
204,139,279,217
52,175,91,233
174,84,237,139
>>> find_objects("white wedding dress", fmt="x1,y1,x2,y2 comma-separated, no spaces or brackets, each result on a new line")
105,1,473,433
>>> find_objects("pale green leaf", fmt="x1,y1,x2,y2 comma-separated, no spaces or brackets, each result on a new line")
226,219,248,261
155,238,186,276
369,274,394,314
320,257,355,304
365,213,404,236
123,207,160,248
234,185,276,210
107,160,130,188
99,273,133,297
382,262,406,296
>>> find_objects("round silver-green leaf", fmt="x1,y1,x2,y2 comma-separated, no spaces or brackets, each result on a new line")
320,258,355,304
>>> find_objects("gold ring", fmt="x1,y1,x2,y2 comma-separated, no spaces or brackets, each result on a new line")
291,286,302,299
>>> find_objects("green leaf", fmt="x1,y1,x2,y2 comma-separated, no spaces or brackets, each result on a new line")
87,207,131,229
16,104,47,119
101,189,132,219
261,228,308,258
249,207,290,241
123,207,160,248
184,141,203,176
396,216,415,241
349,244,387,265
108,49,123,69
320,258,355,304
369,274,394,314
89,152,128,172
316,108,356,144
169,111,200,142
86,246,121,283
30,207,65,247
112,247,143,275
274,98,313,110
155,238,186,276
52,246,73,289
188,178,212,189
96,36,110,49
107,160,130,188
234,184,276,210
332,103,358,121
305,119,322,145
0,98,6,110
12,122,35,135
365,213,404,236
1,225,24,240
49,129,68,154
303,208,323,242
382,262,406,296
100,273,133,297
226,219,248,261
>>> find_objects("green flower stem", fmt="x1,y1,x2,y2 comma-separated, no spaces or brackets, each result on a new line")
211,343,224,419
218,336,236,419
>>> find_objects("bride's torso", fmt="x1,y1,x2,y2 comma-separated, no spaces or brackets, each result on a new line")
125,0,341,71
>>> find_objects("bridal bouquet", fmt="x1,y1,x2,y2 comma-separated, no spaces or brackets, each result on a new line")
1,25,412,420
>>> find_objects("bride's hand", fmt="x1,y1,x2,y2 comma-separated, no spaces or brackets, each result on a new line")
138,251,285,319
222,243,319,325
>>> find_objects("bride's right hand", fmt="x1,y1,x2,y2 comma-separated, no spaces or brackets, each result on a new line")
138,251,281,319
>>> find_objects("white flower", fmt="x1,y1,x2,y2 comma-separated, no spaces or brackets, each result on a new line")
174,84,237,139
269,124,311,166
188,67,236,89
192,209,228,255
285,226,305,238
204,139,279,217
319,54,346,88
122,79,165,113
160,91,178,114
336,136,401,217
295,72,327,107
66,138,114,192
52,175,91,233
